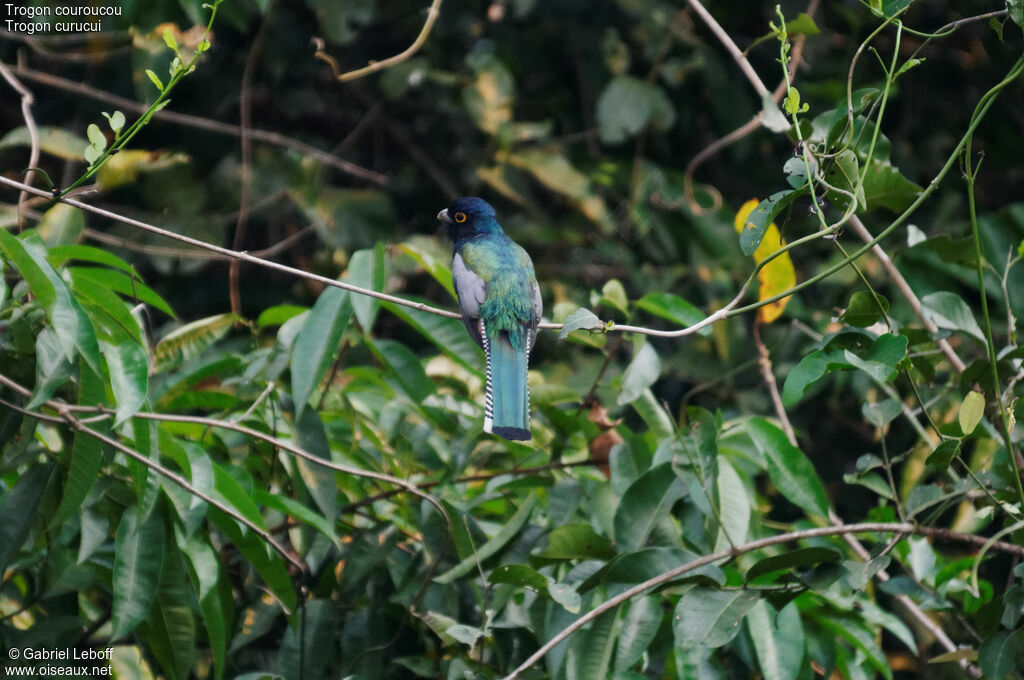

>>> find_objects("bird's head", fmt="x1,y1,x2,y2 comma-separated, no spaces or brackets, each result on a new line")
437,197,501,245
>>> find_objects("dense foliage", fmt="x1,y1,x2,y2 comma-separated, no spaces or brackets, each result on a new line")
2,1,1024,678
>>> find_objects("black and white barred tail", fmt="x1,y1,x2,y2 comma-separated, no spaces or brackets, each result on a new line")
480,321,532,441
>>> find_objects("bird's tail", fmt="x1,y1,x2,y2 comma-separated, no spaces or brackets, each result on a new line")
482,327,531,440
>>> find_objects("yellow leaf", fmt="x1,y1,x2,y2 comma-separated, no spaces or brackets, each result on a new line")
734,198,796,324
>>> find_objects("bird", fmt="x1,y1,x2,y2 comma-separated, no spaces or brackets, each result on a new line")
438,197,541,441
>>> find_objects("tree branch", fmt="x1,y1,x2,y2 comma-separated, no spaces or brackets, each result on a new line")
6,63,388,185
503,520,1020,679
0,60,40,230
312,0,443,82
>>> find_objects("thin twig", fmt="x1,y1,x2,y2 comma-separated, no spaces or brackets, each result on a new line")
682,0,819,214
828,511,981,678
7,64,387,185
231,2,275,318
752,323,797,446
79,225,314,261
0,396,304,579
501,520,1016,679
847,214,966,373
686,0,770,97
0,60,40,230
311,0,443,82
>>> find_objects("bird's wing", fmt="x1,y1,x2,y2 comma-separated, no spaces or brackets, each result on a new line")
452,252,488,347
530,280,542,350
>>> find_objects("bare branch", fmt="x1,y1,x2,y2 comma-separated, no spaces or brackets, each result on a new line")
686,0,770,97
312,0,443,82
0,60,41,229
847,214,967,373
501,520,1022,679
7,63,388,185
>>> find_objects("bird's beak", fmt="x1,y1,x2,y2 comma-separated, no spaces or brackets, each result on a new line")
437,208,452,224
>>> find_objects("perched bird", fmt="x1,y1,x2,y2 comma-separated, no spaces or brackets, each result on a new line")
438,197,541,441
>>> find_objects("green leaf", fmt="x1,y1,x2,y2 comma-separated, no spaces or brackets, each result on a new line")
822,150,865,211
746,547,842,582
347,243,387,332
783,156,815,189
70,266,175,317
162,27,178,51
748,13,820,52
747,418,829,517
582,547,725,592
0,463,53,575
139,551,196,680
921,292,986,344
534,522,615,562
632,389,674,440
597,75,676,143
111,509,166,639
958,391,985,435
929,648,978,664
615,597,662,673
154,313,237,373
861,161,922,212
882,0,916,17
207,464,296,612
291,408,337,523
905,484,946,518
49,244,134,274
146,69,165,91
49,364,106,531
618,342,661,406
739,190,804,255
559,307,602,340
0,126,89,160
84,144,102,165
36,202,83,246
435,493,538,583
548,581,582,614
87,123,107,150
0,231,103,375
783,350,837,406
103,110,127,134
489,564,549,591
760,93,792,133
747,600,805,680
256,304,308,328
571,609,617,679
291,287,351,416
636,292,710,336
673,588,760,649
813,615,891,680
861,398,902,427
840,290,889,327
614,463,686,552
384,301,481,373
926,439,960,472
99,322,149,425
844,333,908,384
1009,0,1024,28
369,339,434,402
600,279,629,316
255,490,339,548
28,327,75,409
72,273,146,345
714,456,749,550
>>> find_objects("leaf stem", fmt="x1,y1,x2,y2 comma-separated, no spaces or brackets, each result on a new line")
964,109,1024,509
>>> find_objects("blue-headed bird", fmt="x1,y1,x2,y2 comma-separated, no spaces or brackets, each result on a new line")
438,197,541,441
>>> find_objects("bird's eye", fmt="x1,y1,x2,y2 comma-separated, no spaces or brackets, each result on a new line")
454,211,467,223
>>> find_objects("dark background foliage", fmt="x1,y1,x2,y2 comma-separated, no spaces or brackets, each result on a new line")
2,0,1024,678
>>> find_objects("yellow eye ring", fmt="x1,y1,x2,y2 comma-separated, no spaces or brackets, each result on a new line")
454,211,467,223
